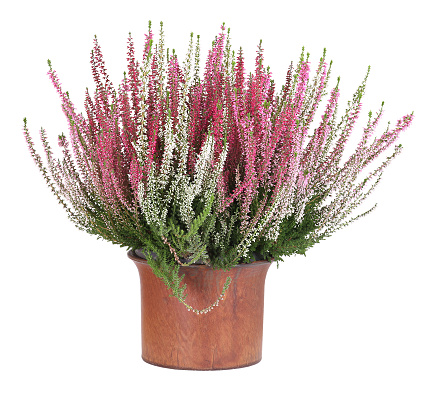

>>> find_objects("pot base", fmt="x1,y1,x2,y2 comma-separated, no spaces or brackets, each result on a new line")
141,356,262,371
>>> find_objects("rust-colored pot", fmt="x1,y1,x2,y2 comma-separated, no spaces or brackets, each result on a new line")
128,250,272,370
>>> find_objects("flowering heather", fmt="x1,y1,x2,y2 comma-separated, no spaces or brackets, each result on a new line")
24,22,414,313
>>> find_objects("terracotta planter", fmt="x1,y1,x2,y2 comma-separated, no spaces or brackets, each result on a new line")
128,250,272,370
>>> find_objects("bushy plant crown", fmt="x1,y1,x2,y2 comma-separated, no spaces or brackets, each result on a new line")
23,22,413,313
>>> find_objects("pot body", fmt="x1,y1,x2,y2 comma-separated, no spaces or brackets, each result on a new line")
128,250,271,370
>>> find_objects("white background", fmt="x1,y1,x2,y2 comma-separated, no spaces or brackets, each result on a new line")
1,0,432,396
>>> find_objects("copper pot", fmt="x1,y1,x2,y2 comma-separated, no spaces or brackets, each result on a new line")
128,250,272,370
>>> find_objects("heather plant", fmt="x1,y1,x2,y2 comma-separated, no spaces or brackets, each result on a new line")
24,22,414,314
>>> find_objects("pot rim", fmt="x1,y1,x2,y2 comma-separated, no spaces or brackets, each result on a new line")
127,249,273,268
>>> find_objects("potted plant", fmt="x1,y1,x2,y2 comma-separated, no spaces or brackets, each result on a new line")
23,21,414,370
